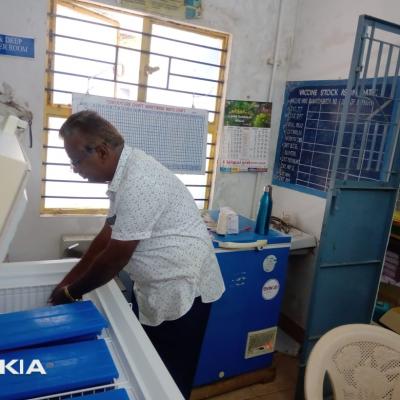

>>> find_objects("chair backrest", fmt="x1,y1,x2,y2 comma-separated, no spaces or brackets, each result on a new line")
304,324,400,400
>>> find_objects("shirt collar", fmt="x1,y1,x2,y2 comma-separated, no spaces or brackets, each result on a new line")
107,145,132,194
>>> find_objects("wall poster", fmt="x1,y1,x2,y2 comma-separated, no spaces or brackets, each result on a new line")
219,100,272,173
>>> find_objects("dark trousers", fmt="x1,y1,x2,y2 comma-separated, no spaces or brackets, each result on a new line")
131,293,211,399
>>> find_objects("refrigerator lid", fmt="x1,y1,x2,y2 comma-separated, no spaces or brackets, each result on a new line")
0,115,31,262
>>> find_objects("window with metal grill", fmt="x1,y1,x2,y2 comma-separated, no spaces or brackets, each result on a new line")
43,0,228,214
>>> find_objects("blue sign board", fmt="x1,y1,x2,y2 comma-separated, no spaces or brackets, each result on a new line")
0,34,34,58
273,79,396,198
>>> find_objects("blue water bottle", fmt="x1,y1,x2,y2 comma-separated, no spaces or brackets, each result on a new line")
265,185,273,234
255,185,273,235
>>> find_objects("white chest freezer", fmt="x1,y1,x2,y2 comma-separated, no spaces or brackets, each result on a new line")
0,115,184,400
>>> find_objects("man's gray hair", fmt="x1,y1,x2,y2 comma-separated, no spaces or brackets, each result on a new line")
60,110,124,148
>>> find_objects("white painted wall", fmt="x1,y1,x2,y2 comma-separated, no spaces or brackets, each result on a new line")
200,1,298,218
289,0,400,82
1,0,298,261
278,0,400,328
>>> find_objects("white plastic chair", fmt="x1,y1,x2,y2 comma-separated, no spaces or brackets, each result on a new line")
304,324,400,400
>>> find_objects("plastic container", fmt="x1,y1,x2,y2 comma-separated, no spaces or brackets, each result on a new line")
0,339,119,400
255,185,273,235
0,300,108,352
77,389,130,399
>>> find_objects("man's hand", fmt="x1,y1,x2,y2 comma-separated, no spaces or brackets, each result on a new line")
48,284,63,304
65,239,139,299
50,223,113,300
48,286,79,305
49,238,138,306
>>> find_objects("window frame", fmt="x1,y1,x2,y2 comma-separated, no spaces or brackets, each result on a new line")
43,0,229,215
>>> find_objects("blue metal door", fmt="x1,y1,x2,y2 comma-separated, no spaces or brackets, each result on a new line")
297,15,400,398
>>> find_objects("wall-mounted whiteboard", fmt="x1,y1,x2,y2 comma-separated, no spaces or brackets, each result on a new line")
273,79,395,197
72,94,208,174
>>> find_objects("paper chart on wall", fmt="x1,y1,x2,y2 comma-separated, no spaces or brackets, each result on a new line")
72,94,208,174
219,100,272,173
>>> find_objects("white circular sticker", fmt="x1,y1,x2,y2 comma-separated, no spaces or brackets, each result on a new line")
262,279,280,300
263,255,277,272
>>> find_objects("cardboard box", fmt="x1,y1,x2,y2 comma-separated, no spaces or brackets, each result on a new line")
378,282,400,306
379,307,400,335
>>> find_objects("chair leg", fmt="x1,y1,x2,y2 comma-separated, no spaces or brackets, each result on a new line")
295,365,305,400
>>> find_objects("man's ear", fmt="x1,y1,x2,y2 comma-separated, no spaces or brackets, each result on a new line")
96,143,110,161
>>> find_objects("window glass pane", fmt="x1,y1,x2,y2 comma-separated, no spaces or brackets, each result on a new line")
56,6,118,45
194,98,217,122
117,48,141,84
115,83,138,100
45,130,63,147
169,75,218,96
54,36,116,62
52,91,71,105
187,186,207,199
118,30,143,51
48,117,65,130
46,147,69,164
152,24,223,51
44,197,109,209
86,77,116,97
147,25,221,123
54,55,114,80
95,11,143,34
45,164,85,182
146,54,170,89
151,25,223,65
150,37,222,65
195,200,205,209
45,181,108,198
45,117,65,147
146,87,193,108
176,174,208,186
171,59,221,81
53,73,115,104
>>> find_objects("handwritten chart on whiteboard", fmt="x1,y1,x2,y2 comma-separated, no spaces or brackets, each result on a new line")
72,94,208,174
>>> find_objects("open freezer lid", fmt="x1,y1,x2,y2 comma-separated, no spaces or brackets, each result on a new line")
0,115,30,262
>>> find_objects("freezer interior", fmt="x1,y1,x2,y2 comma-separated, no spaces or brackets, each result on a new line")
0,260,183,400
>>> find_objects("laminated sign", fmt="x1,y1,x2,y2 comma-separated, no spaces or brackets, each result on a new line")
0,34,34,58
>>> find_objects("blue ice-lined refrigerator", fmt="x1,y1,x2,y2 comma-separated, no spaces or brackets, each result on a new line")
194,211,291,386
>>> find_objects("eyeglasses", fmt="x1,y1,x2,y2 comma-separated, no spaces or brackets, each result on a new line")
70,146,95,168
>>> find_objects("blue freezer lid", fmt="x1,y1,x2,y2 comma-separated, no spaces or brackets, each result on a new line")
79,389,130,399
0,339,119,400
0,301,108,352
208,210,291,245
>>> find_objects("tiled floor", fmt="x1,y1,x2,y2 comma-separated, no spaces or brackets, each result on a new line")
205,353,299,400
